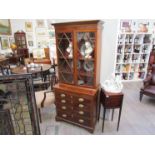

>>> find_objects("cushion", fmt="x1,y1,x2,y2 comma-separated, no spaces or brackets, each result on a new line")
143,86,155,95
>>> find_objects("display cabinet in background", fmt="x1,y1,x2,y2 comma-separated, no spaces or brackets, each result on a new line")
115,20,155,81
14,31,29,58
53,20,103,132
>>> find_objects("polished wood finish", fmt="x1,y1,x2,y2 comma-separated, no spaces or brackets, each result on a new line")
53,21,102,132
54,84,98,132
14,31,29,58
53,20,103,88
11,64,51,74
98,89,124,132
33,48,51,64
0,57,9,65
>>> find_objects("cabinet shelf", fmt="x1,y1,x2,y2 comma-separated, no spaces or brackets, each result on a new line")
14,31,29,58
78,58,95,61
115,20,154,81
59,70,73,75
59,57,73,60
78,71,94,77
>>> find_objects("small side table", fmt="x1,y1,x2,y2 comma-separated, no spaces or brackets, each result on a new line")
98,88,124,132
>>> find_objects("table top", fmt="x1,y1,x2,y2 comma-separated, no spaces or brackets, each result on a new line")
0,57,8,62
101,88,124,97
11,64,51,74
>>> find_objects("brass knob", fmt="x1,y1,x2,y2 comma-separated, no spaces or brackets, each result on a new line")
61,100,66,103
61,94,66,98
79,111,84,115
78,98,84,102
62,114,67,118
79,104,84,108
79,119,84,123
61,106,66,110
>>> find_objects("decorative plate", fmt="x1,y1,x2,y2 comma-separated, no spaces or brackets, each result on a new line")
83,60,94,72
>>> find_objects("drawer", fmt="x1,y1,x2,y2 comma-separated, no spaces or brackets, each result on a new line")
73,102,91,111
73,109,91,118
55,97,72,105
55,91,70,100
57,110,72,120
73,96,91,104
73,115,91,127
56,104,72,111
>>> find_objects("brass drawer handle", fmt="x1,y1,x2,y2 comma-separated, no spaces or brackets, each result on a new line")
60,94,66,98
62,114,67,118
79,104,84,108
61,100,66,103
78,98,84,102
79,119,84,123
79,111,84,115
61,106,66,110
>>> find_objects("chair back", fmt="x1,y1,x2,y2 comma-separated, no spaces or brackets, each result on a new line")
0,65,11,75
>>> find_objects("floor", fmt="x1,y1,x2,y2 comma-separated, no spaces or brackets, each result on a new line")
40,82,155,135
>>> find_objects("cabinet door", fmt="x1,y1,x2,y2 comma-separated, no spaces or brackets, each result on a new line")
76,32,96,87
57,32,74,84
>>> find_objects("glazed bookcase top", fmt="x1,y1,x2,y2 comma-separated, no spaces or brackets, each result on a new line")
53,20,102,88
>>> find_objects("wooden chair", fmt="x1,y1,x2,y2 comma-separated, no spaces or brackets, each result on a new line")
140,64,155,101
147,51,155,74
35,72,58,123
33,48,51,64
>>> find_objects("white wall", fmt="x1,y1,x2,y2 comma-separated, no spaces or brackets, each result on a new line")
100,19,119,83
0,19,119,83
10,19,37,52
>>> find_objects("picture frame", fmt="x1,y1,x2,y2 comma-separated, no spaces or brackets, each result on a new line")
27,33,34,47
120,20,132,33
27,33,33,40
36,37,49,48
48,29,55,39
0,19,12,35
25,22,33,32
9,37,15,45
36,20,45,28
28,41,33,47
32,48,46,59
0,37,10,50
36,28,48,36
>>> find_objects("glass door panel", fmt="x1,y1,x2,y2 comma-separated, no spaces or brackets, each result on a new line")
57,32,74,84
76,32,95,87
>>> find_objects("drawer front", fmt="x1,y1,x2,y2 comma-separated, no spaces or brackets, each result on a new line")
73,96,92,110
73,109,91,118
55,91,71,100
73,115,91,127
56,103,72,111
55,97,72,106
57,110,72,121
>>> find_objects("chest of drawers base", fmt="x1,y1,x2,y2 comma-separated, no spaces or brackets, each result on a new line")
55,116,94,133
54,84,99,133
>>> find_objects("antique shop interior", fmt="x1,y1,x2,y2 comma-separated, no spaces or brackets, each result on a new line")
0,19,155,135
